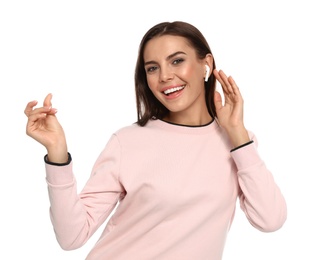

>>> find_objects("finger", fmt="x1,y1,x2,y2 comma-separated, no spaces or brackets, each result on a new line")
219,70,235,94
43,93,53,108
31,106,55,117
214,91,223,111
214,69,231,95
213,69,225,86
228,76,240,94
27,111,48,124
227,76,243,103
24,100,38,116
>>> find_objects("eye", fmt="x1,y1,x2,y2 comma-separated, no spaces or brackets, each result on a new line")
146,65,158,73
173,58,184,65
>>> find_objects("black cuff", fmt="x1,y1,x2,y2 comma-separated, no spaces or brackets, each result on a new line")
230,140,254,152
44,152,72,166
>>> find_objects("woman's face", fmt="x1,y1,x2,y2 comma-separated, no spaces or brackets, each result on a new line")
143,35,212,124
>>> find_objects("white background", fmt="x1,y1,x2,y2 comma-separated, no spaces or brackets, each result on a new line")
1,0,312,259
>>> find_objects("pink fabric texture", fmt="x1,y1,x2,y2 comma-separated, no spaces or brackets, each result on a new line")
45,119,287,260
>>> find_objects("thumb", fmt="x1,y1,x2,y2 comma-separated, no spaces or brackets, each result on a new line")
214,91,223,110
43,93,53,108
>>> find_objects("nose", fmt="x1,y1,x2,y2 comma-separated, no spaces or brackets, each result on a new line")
159,67,174,83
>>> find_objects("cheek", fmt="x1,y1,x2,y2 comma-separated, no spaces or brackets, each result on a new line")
179,66,199,82
146,75,158,93
181,66,193,77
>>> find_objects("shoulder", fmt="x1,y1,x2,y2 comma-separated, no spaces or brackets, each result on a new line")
111,121,154,143
114,122,145,136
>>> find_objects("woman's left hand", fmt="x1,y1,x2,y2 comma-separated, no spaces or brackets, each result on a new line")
213,69,250,148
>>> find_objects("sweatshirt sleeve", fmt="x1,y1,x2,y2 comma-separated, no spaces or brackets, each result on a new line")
230,135,287,232
45,134,125,250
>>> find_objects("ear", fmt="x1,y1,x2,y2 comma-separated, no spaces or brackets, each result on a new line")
203,54,214,81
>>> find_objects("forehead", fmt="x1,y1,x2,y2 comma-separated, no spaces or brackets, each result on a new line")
144,35,195,61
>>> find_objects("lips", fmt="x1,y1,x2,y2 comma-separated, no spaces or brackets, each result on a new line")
162,85,186,96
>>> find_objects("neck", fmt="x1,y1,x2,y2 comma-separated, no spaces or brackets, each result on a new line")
163,111,213,126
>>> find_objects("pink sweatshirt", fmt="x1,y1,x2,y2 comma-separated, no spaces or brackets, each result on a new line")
45,119,287,260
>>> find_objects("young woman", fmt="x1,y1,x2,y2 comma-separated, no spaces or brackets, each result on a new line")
24,21,287,259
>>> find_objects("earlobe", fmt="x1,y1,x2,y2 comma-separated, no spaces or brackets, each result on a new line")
205,65,210,82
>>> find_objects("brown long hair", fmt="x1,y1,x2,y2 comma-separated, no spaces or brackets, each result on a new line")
135,21,217,126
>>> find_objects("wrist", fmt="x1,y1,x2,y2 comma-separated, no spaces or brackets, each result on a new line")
46,143,68,164
225,125,250,148
44,152,71,165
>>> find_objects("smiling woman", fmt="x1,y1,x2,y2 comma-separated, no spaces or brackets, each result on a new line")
24,21,287,260
143,35,213,126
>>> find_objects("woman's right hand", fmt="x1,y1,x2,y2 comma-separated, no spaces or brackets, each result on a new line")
24,93,68,163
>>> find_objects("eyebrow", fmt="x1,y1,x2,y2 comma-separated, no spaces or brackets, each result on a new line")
144,51,187,66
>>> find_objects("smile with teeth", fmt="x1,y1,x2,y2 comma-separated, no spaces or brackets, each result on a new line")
163,85,186,95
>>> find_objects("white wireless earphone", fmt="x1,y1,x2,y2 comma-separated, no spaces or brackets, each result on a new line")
205,65,210,82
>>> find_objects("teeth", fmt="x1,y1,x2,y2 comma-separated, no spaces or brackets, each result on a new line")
164,85,185,95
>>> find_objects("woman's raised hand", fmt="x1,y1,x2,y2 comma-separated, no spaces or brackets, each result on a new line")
24,93,68,163
213,69,250,148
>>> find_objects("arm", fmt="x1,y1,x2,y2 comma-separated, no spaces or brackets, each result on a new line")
46,135,125,250
25,95,124,249
213,70,287,230
231,138,287,231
